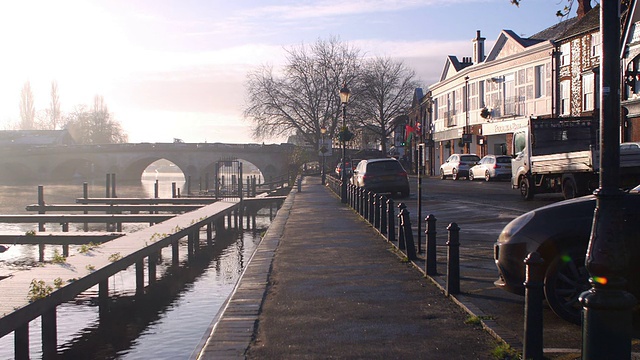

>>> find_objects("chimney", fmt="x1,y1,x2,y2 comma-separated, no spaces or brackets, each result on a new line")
472,30,485,64
577,0,592,19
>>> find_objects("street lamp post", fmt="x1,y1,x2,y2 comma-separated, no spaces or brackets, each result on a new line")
579,2,636,359
339,83,351,203
320,126,327,185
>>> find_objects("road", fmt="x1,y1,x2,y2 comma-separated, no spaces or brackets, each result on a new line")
402,176,587,355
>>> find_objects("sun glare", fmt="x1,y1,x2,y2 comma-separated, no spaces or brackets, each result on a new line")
0,1,132,124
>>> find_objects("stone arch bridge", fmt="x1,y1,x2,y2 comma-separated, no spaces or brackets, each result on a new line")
0,142,295,183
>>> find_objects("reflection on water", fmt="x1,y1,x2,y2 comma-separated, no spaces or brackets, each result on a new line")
0,174,276,359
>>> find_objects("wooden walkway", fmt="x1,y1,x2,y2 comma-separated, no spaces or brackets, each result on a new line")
0,200,238,339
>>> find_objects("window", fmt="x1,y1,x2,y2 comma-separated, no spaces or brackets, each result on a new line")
583,73,595,111
560,43,570,66
560,80,570,115
591,32,601,57
535,65,545,98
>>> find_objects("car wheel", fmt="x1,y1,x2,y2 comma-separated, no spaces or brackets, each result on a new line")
440,169,445,180
452,168,458,181
519,176,534,200
468,171,474,181
562,178,577,200
484,171,491,182
544,248,590,325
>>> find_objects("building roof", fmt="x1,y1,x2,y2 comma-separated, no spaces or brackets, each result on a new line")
0,130,76,146
555,4,600,42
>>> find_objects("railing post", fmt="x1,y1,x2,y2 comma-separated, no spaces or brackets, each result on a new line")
445,222,460,296
359,188,365,216
364,191,370,220
523,252,545,360
397,203,406,249
368,192,375,224
380,195,387,234
387,198,395,242
374,194,381,229
425,214,438,275
399,207,417,260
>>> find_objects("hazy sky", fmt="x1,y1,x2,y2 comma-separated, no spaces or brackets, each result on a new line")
0,0,578,144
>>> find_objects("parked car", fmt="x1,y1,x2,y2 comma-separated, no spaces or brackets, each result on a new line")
439,154,480,180
494,185,640,324
334,160,354,179
351,158,410,197
468,155,512,182
620,141,640,154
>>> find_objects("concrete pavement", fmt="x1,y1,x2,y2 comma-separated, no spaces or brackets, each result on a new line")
194,176,508,359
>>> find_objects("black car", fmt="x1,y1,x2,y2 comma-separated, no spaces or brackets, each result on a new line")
351,158,410,197
494,185,640,324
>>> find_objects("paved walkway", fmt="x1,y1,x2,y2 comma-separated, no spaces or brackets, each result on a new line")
194,176,502,359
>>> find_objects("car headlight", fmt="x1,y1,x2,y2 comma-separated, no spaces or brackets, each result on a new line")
497,211,535,243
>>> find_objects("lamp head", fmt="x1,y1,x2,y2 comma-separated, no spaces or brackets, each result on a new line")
339,83,351,104
320,126,327,134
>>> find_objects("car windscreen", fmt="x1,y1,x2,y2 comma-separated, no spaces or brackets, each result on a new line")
460,155,480,162
367,161,403,173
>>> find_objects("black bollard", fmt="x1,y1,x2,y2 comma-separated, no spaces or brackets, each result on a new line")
380,195,387,234
397,203,407,249
374,194,381,229
368,192,375,224
523,252,545,360
387,198,395,242
358,188,364,216
399,207,417,260
425,214,438,276
364,191,370,220
445,222,460,296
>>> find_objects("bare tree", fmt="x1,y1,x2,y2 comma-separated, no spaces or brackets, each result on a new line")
48,81,61,130
19,81,36,130
244,37,361,149
352,57,419,154
65,96,128,144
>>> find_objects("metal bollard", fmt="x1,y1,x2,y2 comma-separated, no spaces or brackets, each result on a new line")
374,194,381,229
380,195,387,234
297,177,302,192
397,203,407,249
425,214,437,275
445,222,460,296
387,198,395,242
358,188,364,216
368,192,375,224
523,252,545,360
399,207,417,260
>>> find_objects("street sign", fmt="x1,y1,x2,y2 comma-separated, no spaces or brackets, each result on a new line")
318,138,332,156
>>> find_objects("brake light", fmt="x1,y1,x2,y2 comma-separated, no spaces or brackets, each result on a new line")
399,171,407,177
494,164,501,169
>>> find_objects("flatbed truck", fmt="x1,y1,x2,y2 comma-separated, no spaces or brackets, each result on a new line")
511,116,640,200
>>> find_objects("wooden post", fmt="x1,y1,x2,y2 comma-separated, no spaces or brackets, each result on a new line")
41,308,57,359
14,323,29,360
38,185,45,232
135,260,144,296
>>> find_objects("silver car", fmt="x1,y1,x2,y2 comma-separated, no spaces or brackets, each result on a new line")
468,155,512,182
439,154,480,180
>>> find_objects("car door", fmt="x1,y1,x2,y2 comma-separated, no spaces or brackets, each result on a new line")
444,155,457,175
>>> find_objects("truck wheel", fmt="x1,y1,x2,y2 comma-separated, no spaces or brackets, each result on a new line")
562,179,577,199
519,176,534,200
544,248,589,325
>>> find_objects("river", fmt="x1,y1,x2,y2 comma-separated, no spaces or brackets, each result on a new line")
0,173,275,359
